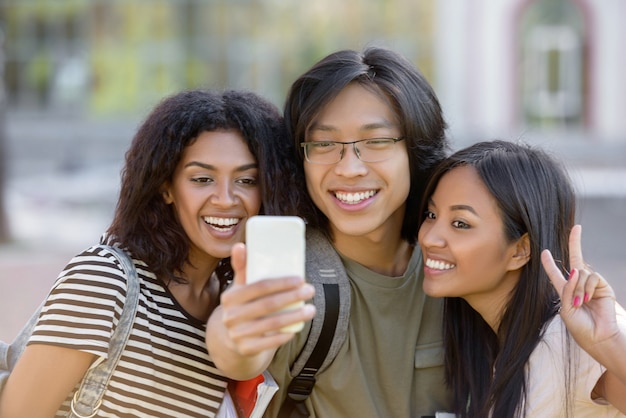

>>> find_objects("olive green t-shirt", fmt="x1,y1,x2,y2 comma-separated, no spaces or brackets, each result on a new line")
265,246,452,417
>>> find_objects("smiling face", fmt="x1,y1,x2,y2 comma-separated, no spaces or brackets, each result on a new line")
303,82,410,246
418,165,528,323
162,130,261,265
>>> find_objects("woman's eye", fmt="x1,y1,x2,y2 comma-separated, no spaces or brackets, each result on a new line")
236,177,258,186
452,220,470,229
424,210,436,220
191,176,213,184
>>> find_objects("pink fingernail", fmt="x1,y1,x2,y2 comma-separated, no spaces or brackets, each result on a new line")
568,269,576,280
573,296,581,307
584,293,590,303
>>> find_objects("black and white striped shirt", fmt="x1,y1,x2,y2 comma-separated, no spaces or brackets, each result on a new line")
30,243,228,417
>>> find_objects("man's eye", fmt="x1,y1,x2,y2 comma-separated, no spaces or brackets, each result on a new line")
364,138,393,147
312,141,336,149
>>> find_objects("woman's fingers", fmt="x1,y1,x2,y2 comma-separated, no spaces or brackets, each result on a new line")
541,248,581,311
541,249,567,297
569,224,585,270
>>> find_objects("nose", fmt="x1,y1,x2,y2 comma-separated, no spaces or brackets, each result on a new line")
418,219,446,249
334,143,367,177
210,180,237,207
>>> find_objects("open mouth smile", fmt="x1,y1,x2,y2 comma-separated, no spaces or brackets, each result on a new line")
203,216,240,231
334,190,376,205
425,258,456,271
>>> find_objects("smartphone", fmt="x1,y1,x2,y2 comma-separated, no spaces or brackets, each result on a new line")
245,215,306,332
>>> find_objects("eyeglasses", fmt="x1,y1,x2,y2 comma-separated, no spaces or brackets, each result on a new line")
300,137,405,164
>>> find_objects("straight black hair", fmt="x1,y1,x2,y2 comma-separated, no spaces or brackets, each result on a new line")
419,140,576,417
285,47,449,244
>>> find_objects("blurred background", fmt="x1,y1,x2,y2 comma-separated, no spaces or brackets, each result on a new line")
0,0,624,340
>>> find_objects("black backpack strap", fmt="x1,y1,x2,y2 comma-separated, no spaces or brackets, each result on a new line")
278,229,350,418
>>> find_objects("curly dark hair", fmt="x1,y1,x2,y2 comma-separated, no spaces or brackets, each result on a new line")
106,89,302,285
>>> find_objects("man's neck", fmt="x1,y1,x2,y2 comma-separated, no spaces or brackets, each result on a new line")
332,231,413,276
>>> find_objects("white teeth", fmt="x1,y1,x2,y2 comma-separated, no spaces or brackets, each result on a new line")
203,217,240,230
425,258,455,271
335,190,376,204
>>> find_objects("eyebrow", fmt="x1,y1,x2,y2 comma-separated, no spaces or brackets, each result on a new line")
183,162,258,172
309,120,396,134
429,199,478,216
450,204,478,215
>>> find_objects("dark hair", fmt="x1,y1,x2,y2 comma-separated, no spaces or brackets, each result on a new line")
106,89,299,285
419,140,576,417
284,47,449,243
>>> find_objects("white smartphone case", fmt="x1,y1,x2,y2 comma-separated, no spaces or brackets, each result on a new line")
245,215,306,332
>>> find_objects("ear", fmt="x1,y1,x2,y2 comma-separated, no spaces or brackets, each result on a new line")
161,183,174,204
507,233,531,271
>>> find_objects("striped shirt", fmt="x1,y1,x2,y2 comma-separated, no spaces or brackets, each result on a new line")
29,243,228,417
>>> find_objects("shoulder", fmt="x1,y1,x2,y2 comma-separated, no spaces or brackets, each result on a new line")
531,315,570,365
528,315,607,407
60,244,144,285
30,245,143,354
305,228,336,256
46,244,148,313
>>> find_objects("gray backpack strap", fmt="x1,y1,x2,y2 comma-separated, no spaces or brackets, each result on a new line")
0,244,139,416
69,245,140,418
291,228,350,375
279,228,350,418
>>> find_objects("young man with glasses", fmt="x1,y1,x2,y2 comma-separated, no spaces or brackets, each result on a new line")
207,47,452,417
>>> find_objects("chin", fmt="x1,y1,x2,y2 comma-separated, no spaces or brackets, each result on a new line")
202,243,234,260
422,283,449,298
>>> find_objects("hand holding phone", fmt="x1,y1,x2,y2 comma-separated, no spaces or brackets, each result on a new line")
245,215,306,332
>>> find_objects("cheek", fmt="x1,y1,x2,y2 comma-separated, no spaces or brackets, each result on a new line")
304,165,324,197
390,155,410,190
391,167,411,200
462,241,508,279
244,189,262,214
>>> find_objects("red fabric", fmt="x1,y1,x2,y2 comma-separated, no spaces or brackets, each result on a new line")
230,374,265,418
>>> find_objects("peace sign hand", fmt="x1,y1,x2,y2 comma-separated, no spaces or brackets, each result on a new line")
541,224,619,355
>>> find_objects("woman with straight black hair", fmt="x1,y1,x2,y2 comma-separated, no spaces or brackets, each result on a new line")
419,140,626,417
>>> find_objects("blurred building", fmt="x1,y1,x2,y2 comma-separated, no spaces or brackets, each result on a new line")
3,0,623,144
0,0,436,116
0,0,624,183
435,0,626,145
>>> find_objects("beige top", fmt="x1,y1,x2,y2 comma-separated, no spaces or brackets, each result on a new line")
524,312,626,417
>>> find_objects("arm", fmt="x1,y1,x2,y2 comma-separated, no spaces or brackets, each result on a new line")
598,364,626,413
206,243,316,380
542,224,626,412
0,345,95,418
1,248,136,417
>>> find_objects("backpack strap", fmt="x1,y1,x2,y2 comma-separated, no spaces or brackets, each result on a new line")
69,245,140,418
0,245,139,416
279,228,351,418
